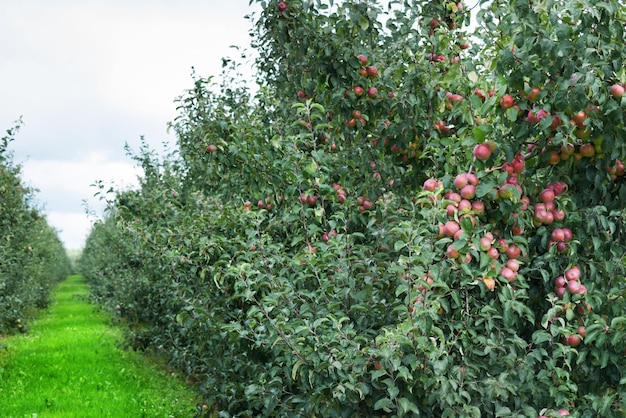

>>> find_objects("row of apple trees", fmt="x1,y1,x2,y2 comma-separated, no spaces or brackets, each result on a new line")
79,0,625,416
0,121,73,334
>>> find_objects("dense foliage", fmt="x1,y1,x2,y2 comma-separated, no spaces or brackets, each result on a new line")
0,121,73,334
80,0,625,416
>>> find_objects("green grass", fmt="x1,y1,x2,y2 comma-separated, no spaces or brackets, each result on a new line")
0,275,202,417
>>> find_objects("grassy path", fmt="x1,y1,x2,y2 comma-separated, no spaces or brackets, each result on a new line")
0,275,200,417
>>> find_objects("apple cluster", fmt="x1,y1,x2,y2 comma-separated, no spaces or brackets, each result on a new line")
345,53,391,129
424,169,526,291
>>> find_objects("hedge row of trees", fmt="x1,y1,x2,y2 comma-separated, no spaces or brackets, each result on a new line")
0,121,73,334
80,0,625,416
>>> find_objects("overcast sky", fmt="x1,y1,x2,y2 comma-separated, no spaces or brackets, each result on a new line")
1,0,261,249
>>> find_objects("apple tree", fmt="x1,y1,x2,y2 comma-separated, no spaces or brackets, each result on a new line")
79,0,625,416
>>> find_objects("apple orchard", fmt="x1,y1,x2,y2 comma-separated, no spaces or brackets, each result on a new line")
79,0,626,417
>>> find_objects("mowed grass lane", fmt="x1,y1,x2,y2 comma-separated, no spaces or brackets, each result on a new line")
0,275,201,417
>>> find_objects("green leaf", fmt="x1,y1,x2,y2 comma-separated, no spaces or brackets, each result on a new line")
473,127,486,142
359,17,369,31
374,397,393,412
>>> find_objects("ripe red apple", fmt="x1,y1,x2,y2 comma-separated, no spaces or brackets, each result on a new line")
565,266,580,281
306,195,318,206
540,188,555,203
366,66,378,77
423,178,438,191
565,334,580,347
555,275,566,288
506,244,521,259
206,144,217,153
571,110,587,127
443,221,460,237
453,173,469,189
562,228,572,241
362,199,373,210
507,258,520,272
488,247,499,260
527,87,541,101
446,192,462,203
500,267,517,282
473,143,492,161
479,236,492,251
579,143,595,157
567,280,581,294
557,409,570,416
474,88,486,101
460,184,476,199
471,201,485,216
357,54,368,66
512,157,524,173
500,94,514,109
550,114,563,130
610,83,624,99
446,244,460,258
551,228,566,242
278,1,287,12
578,326,587,338
353,86,365,96
458,199,472,213
367,86,378,98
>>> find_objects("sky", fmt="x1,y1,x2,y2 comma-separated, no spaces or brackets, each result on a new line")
0,0,261,249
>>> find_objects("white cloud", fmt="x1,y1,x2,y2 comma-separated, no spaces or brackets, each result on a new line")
46,211,94,251
0,0,261,249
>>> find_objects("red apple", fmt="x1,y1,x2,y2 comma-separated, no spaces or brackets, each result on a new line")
579,143,595,157
527,87,541,101
454,173,469,189
474,143,492,161
443,221,460,237
500,267,517,282
555,275,566,288
551,228,565,242
571,110,587,127
565,266,580,281
278,1,287,12
423,178,438,191
567,280,581,294
610,83,624,99
500,94,515,109
446,244,460,258
565,334,581,347
357,54,368,66
540,188,555,203
460,184,476,199
506,244,521,259
479,236,492,251
507,258,520,272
